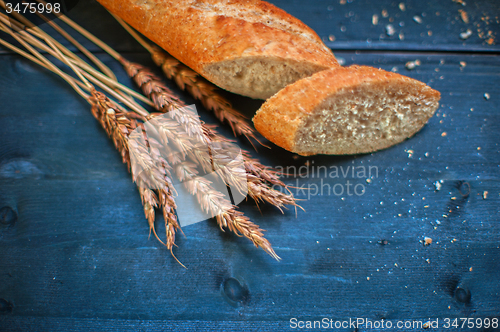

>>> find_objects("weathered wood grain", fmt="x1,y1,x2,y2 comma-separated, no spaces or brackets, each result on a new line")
0,0,499,331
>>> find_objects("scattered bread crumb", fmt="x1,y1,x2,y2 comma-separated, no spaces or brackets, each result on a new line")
405,60,420,70
459,9,469,24
372,14,379,25
329,35,335,42
434,181,442,191
413,16,423,24
441,132,447,137
460,61,467,67
382,9,388,18
424,237,432,246
483,191,488,199
399,3,406,11
386,24,396,36
484,93,490,100
460,29,472,39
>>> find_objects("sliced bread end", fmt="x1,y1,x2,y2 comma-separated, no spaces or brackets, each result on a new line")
253,65,441,155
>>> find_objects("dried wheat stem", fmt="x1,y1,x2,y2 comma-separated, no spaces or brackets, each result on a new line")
0,36,99,97
0,13,153,115
2,9,287,258
0,20,89,99
1,0,117,82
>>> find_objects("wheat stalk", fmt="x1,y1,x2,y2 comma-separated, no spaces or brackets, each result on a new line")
0,9,290,260
120,63,281,257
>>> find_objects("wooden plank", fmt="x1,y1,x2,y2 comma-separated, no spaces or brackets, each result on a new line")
0,48,498,330
1,0,498,58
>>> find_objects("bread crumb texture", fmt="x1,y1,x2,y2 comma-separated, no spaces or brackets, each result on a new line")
253,66,441,156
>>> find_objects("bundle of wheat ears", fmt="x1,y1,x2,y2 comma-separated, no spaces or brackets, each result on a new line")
0,0,299,265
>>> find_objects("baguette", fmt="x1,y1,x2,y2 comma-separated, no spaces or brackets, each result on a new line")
252,66,441,156
96,0,339,99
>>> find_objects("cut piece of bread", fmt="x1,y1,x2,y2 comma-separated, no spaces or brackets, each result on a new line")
96,0,339,99
253,65,441,156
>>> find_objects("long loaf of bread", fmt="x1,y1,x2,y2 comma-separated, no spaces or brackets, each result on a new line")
96,0,339,99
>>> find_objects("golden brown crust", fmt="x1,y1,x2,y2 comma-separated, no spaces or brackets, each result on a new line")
96,0,339,98
253,65,441,155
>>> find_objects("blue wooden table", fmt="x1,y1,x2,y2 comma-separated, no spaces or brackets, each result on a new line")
0,0,499,331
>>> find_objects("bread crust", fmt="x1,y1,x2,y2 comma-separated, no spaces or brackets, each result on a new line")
96,0,339,99
253,66,441,155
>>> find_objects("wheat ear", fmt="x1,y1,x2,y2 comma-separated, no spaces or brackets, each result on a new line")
88,89,182,257
123,62,298,208
174,161,279,259
142,107,280,258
